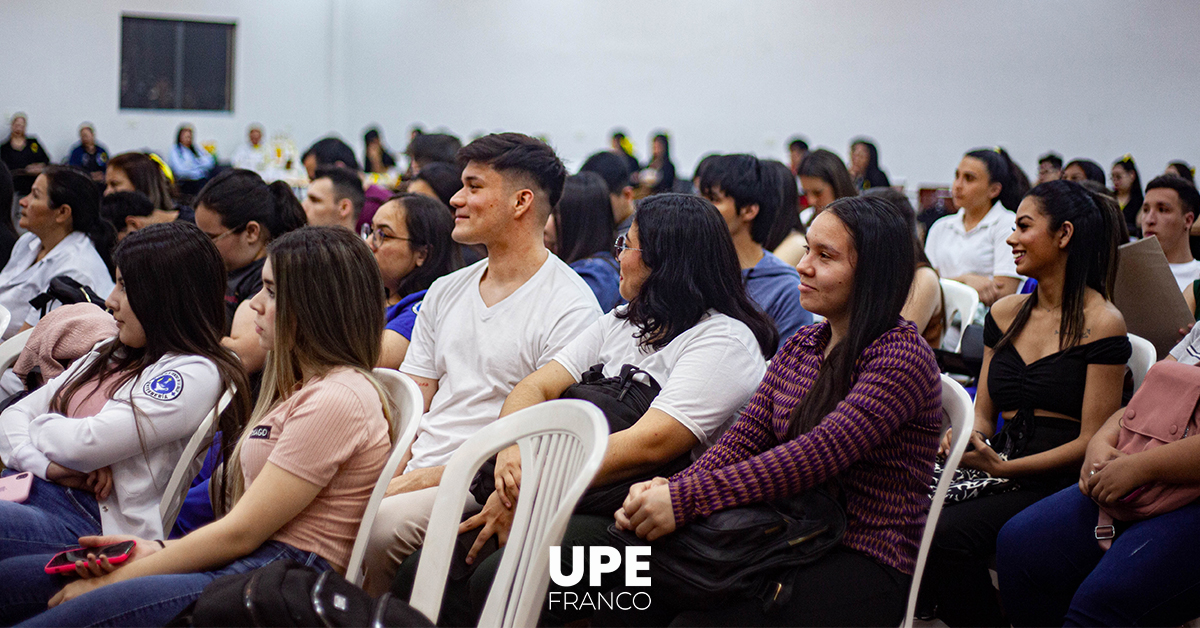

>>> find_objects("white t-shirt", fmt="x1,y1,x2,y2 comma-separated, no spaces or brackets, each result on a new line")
1169,259,1200,292
924,204,1021,281
401,254,602,470
0,232,115,339
552,308,767,455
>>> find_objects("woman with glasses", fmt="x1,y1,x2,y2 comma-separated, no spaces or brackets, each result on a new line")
192,169,306,373
367,193,461,368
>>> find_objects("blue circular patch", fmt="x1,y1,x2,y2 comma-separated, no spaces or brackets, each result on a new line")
144,370,184,401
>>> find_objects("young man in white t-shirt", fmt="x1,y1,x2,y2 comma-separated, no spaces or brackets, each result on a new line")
1140,174,1200,291
363,133,602,593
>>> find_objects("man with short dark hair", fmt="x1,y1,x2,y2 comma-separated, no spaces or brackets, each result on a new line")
1037,152,1063,184
363,132,602,593
700,154,811,351
580,151,636,236
66,123,108,181
302,135,389,231
1142,174,1200,290
302,167,365,230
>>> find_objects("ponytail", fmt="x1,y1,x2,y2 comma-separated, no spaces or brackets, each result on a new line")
965,147,1029,212
44,166,116,278
196,169,308,242
266,180,307,238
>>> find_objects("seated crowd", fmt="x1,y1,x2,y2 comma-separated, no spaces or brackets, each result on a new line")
0,112,1198,627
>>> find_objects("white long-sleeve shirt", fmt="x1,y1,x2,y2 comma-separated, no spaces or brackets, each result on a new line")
0,231,115,338
0,345,223,539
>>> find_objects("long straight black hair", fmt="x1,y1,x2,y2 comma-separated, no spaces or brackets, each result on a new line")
615,193,777,359
786,195,915,438
553,172,616,265
994,180,1122,353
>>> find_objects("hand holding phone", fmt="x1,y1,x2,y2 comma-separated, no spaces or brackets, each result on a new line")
45,541,137,576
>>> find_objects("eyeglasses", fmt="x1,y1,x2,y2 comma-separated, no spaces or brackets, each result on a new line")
206,227,240,243
612,235,642,257
360,224,414,245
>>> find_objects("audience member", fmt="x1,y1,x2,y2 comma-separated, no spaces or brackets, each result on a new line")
442,192,778,624
778,148,857,265
849,137,891,191
605,195,941,626
301,136,360,179
100,190,155,241
580,151,637,236
700,154,811,350
1037,152,1063,184
550,172,621,312
302,166,364,231
761,159,803,251
0,166,116,338
865,187,946,347
1140,174,1200,290
924,147,1027,307
921,180,1129,626
105,152,192,224
1166,160,1196,184
1,226,391,627
65,123,109,181
1062,158,1106,185
1111,154,1144,237
363,127,396,174
167,125,215,196
370,193,460,368
642,132,676,194
611,130,641,177
1,113,51,196
0,161,17,266
405,133,462,175
406,161,463,209
362,133,601,594
787,136,809,175
229,124,268,173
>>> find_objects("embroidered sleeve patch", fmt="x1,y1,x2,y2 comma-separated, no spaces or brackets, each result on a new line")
144,370,184,401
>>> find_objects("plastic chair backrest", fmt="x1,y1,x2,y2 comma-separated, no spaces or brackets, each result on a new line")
901,374,974,628
0,328,33,373
159,386,234,533
1127,333,1156,394
939,279,981,353
343,369,425,586
409,400,608,627
0,306,11,343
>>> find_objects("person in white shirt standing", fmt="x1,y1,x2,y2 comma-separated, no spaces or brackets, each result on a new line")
1140,174,1200,291
229,124,268,175
925,147,1028,306
0,166,116,338
363,133,602,593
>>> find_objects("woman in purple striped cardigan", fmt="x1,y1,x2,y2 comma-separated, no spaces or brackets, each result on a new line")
615,195,942,626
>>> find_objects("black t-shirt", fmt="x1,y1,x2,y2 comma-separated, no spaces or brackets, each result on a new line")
225,257,266,334
1,136,51,195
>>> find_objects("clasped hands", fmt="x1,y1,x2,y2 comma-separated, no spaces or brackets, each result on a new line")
1079,443,1149,506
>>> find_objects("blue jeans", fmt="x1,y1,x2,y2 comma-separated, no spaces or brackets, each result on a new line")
997,485,1200,627
0,540,330,627
0,471,102,562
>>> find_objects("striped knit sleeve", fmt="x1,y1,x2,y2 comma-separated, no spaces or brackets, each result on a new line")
670,331,937,526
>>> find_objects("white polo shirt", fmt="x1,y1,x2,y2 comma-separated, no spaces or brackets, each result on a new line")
924,204,1021,281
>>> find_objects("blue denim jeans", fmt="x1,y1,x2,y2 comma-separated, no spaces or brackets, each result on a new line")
0,471,102,562
0,540,330,627
997,485,1200,627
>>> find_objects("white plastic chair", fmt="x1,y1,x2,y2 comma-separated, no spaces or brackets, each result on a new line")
344,369,425,586
939,279,981,353
0,328,33,373
901,374,975,628
158,386,234,534
409,399,608,628
0,306,11,343
1127,333,1155,394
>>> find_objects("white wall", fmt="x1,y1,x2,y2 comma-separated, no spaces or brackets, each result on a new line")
5,0,1200,187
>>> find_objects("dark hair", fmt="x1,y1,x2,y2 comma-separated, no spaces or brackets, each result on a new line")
692,153,719,183
411,161,463,209
108,153,176,211
363,128,381,145
995,181,1121,354
786,196,915,438
43,166,116,277
579,151,632,195
407,133,462,168
788,137,809,153
1077,181,1130,242
175,125,198,157
963,147,1029,211
798,149,857,201
101,190,154,232
196,169,306,241
0,161,14,239
302,137,360,172
1146,174,1200,220
763,160,802,250
385,193,461,297
553,173,616,265
616,193,777,359
313,166,365,221
652,133,671,161
850,138,890,188
456,132,568,208
1038,152,1064,170
1167,161,1196,184
1064,159,1106,184
1112,154,1144,204
699,154,778,244
51,222,251,514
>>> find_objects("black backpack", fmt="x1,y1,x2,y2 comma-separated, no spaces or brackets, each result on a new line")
167,560,433,627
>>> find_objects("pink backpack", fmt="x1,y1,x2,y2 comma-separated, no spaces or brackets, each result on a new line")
1096,360,1200,549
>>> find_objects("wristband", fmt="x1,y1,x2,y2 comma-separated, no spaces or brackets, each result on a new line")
155,540,165,549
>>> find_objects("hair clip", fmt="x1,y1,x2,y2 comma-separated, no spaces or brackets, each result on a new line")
993,146,1002,153
1121,153,1134,163
148,152,175,185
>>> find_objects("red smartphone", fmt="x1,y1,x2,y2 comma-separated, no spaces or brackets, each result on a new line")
1119,485,1149,503
0,471,33,503
44,540,137,575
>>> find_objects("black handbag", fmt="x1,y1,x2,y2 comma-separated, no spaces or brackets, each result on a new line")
28,275,106,317
607,487,846,613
